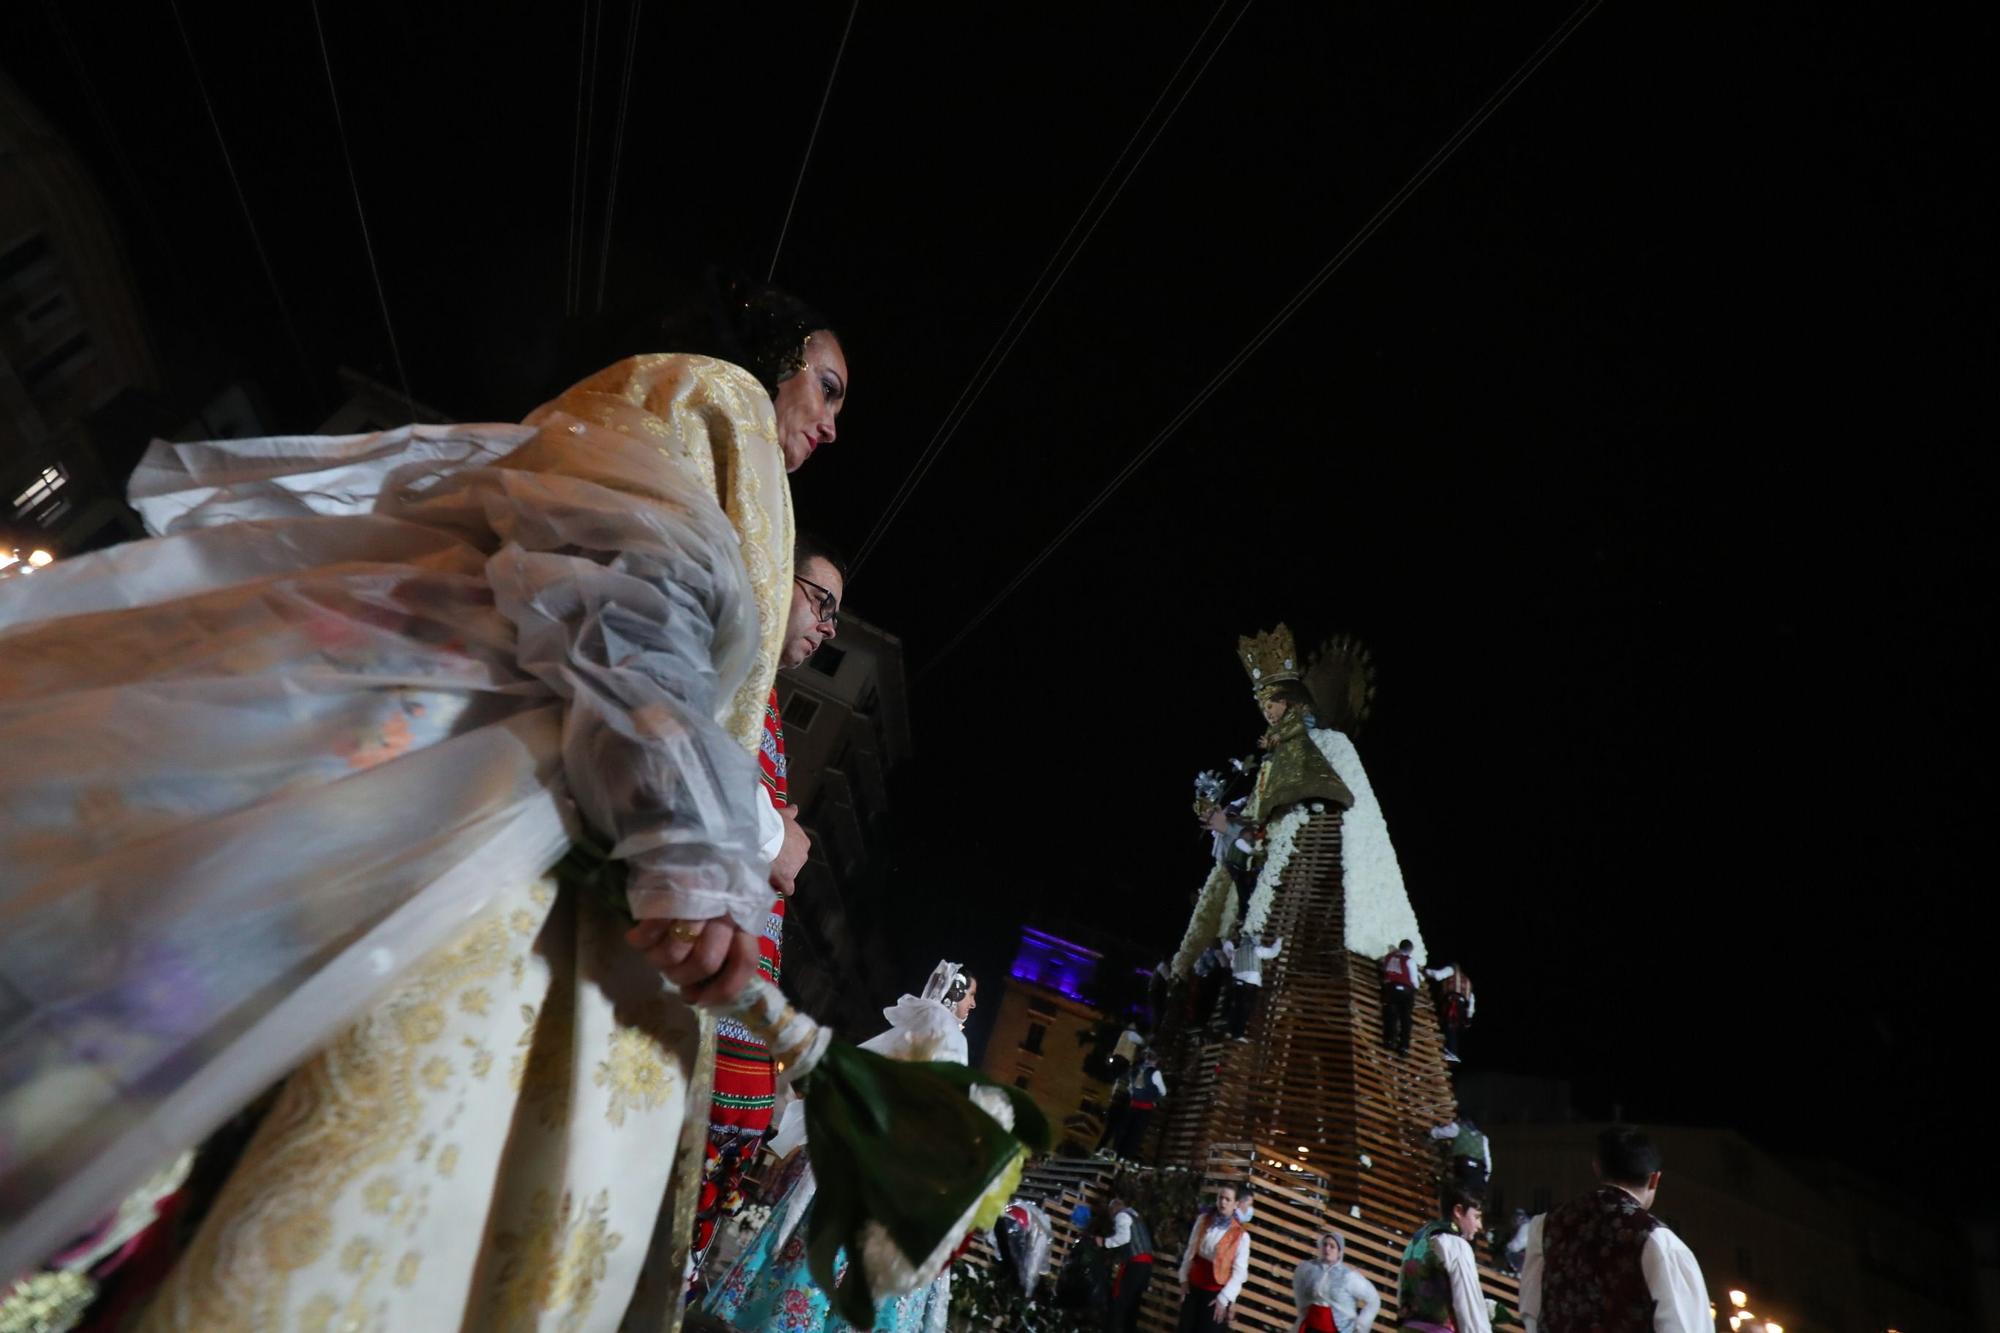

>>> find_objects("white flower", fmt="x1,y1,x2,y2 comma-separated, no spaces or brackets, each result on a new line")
970,1085,1016,1132
1242,808,1309,935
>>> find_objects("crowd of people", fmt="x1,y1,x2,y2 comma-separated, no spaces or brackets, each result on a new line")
1051,1122,1711,1333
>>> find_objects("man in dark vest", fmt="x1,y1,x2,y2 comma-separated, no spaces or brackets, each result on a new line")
1115,1051,1167,1160
1518,1125,1712,1333
1095,1195,1158,1332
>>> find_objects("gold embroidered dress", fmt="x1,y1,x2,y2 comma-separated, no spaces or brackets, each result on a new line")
0,356,792,1332
1246,708,1354,824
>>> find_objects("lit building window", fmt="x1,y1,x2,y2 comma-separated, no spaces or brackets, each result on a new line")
12,462,69,523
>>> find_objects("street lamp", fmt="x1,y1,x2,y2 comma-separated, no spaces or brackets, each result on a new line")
28,548,53,567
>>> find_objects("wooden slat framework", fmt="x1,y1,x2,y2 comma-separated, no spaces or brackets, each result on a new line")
964,806,1519,1329
1134,807,1518,1329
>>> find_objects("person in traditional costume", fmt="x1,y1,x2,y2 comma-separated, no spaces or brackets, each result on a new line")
1516,1126,1711,1333
1094,1195,1158,1333
1381,938,1421,1057
992,1198,1055,1302
1497,1208,1530,1278
1175,1182,1251,1333
0,280,849,1333
1221,929,1284,1041
691,528,848,1295
703,962,979,1333
1430,1117,1493,1193
1423,962,1475,1063
1193,940,1231,1029
1113,1051,1166,1160
1291,1230,1380,1333
1396,1185,1493,1333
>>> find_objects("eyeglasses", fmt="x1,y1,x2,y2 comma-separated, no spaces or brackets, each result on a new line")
794,574,840,627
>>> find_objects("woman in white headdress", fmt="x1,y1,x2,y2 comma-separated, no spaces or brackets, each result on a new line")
706,961,978,1333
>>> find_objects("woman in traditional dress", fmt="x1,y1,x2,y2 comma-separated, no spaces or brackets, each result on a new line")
705,962,978,1333
1291,1231,1381,1333
0,282,847,1333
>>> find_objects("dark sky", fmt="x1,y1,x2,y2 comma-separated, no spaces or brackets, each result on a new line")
5,2,1992,1215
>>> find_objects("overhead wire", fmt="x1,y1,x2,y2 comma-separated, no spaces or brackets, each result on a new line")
849,0,1250,575
594,0,645,313
564,0,591,317
915,0,1606,679
165,0,320,407
580,0,608,314
767,0,860,282
308,0,415,412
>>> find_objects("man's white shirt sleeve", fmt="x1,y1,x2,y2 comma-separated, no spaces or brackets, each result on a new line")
1436,1233,1493,1333
1641,1227,1713,1333
755,792,787,865
1518,1215,1546,1332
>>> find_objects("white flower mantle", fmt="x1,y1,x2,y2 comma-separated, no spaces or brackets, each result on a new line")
1310,727,1426,965
1240,807,1309,935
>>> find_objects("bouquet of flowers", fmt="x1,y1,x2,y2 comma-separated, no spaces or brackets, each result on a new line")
1193,768,1228,818
561,836,1050,1326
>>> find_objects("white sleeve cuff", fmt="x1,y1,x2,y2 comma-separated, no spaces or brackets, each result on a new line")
755,789,787,864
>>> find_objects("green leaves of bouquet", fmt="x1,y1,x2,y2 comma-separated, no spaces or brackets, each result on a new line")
802,1051,1049,1325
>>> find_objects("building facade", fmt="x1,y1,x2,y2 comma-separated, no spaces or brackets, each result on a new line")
774,614,912,1041
2,70,156,562
978,928,1122,1153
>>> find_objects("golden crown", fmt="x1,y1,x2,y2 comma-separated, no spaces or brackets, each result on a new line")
1238,624,1301,694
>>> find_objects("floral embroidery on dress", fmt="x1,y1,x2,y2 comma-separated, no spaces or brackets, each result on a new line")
594,1027,676,1128
487,1189,624,1333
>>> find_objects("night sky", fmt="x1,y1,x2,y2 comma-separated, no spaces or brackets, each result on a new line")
5,2,1991,1218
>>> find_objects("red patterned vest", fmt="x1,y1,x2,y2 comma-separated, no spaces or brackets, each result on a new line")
1538,1186,1660,1333
711,690,787,1133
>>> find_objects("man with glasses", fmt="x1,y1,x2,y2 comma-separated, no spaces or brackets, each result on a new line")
693,532,846,1293
765,535,846,896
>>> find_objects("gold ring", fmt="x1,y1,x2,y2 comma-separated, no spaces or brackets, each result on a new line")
668,919,703,943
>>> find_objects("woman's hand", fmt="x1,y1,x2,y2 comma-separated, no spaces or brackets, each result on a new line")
625,917,761,1006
